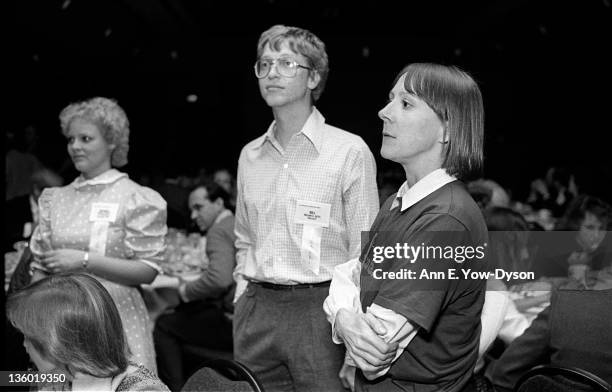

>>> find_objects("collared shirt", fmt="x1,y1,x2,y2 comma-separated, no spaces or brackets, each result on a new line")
179,210,236,303
71,168,128,189
391,168,457,211
234,107,379,297
324,168,464,378
213,209,233,226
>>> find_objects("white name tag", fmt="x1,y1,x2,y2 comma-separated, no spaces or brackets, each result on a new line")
295,200,331,228
89,203,119,222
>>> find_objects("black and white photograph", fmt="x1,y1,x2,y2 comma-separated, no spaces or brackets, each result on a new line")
4,1,612,391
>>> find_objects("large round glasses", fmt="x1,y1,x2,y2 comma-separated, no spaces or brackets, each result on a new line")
254,57,312,79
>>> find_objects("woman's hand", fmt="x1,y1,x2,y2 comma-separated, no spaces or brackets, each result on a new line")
339,362,356,391
335,309,397,375
40,249,87,273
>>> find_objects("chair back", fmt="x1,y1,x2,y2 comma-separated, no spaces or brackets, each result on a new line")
515,365,612,392
181,359,264,392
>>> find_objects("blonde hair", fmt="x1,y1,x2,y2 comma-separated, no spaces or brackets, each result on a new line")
257,25,329,102
59,97,130,167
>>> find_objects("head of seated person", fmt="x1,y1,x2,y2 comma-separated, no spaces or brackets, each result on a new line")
556,194,611,249
7,273,130,378
484,206,532,287
188,181,231,233
213,168,234,194
468,178,511,210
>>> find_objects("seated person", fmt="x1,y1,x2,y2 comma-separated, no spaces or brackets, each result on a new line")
527,166,578,218
477,207,533,372
535,194,612,282
467,178,511,210
6,272,170,391
486,287,612,391
5,167,62,253
5,167,65,371
154,182,236,392
213,167,236,211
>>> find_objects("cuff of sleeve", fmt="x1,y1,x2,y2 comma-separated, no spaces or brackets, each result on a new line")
331,312,344,344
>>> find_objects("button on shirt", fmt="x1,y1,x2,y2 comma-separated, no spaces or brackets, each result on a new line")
234,107,379,298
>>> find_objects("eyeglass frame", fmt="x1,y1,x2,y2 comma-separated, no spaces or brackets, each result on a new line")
254,57,313,79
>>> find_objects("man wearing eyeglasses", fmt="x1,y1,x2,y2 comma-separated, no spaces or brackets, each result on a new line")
233,25,379,391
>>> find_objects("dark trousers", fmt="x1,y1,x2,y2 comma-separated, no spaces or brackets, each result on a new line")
233,282,345,392
154,301,233,392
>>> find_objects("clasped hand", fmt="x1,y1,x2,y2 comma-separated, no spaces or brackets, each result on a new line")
39,249,86,273
335,309,398,379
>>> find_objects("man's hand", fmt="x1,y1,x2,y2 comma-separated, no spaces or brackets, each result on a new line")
335,309,398,374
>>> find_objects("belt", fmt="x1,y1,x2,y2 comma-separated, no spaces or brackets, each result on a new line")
250,280,331,290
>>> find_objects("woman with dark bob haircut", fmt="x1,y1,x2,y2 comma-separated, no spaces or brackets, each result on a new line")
325,63,488,392
7,273,169,391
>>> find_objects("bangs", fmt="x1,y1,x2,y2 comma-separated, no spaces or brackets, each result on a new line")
392,63,484,180
398,64,455,121
265,35,313,66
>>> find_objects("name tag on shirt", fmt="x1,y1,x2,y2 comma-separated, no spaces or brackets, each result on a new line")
295,200,331,228
89,202,119,222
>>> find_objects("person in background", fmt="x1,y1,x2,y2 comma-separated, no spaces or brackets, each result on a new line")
154,182,236,391
234,24,379,391
5,168,65,371
467,178,511,210
486,287,612,391
28,97,167,373
527,166,578,218
7,273,170,391
213,168,236,210
5,126,43,252
477,207,533,373
536,194,612,281
324,63,488,392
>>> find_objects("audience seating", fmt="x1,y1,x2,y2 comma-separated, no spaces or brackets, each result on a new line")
514,365,612,392
181,359,264,392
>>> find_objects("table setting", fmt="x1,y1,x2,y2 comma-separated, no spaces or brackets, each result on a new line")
142,228,208,321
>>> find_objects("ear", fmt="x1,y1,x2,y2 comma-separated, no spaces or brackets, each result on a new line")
307,70,321,91
438,122,449,145
213,197,225,208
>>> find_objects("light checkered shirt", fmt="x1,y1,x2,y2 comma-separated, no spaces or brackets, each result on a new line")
234,107,379,299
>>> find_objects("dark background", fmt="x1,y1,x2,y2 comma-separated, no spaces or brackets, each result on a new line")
7,0,612,201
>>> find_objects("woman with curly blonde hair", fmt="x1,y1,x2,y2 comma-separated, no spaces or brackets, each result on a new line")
29,97,167,374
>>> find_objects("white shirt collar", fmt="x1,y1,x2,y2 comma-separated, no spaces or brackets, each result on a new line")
214,209,233,225
257,106,325,153
71,169,127,189
391,168,456,212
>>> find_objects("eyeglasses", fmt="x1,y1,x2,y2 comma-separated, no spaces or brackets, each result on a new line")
254,57,312,79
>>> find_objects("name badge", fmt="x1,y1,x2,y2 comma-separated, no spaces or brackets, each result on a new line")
295,200,331,228
89,203,119,222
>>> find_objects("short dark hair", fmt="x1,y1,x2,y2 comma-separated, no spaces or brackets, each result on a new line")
393,63,484,181
484,207,531,272
191,181,231,208
557,194,611,231
6,273,129,377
